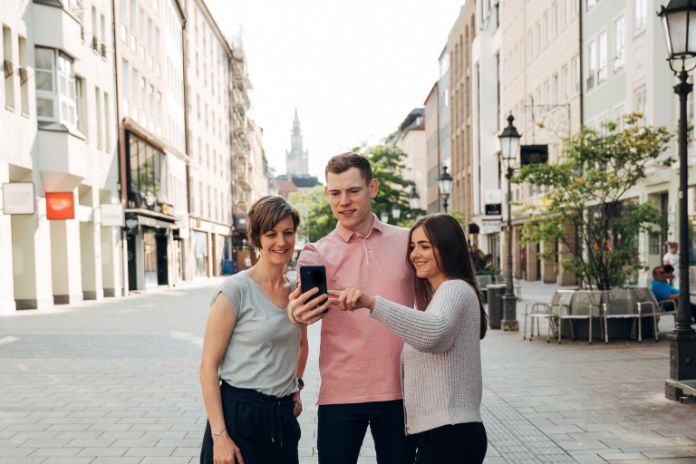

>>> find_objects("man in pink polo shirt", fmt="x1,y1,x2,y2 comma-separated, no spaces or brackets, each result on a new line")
289,152,415,464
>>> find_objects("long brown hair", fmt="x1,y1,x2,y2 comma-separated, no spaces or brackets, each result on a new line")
408,214,487,339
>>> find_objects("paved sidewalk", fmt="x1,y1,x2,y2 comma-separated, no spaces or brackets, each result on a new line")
0,279,695,463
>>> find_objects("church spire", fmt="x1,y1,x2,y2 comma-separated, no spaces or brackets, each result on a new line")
286,108,309,176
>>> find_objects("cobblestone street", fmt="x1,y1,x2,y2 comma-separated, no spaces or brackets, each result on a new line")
1,279,696,463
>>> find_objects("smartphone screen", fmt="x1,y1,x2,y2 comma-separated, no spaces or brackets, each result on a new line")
299,265,328,296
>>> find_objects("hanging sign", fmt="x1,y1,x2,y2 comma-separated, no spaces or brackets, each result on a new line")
46,192,75,220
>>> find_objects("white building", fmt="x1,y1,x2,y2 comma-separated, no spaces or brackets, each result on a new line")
114,0,189,290
184,0,233,278
393,108,427,212
248,119,270,203
0,0,121,313
471,0,503,266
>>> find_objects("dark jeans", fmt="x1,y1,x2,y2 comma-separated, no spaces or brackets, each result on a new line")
317,400,415,464
413,422,487,464
200,382,300,464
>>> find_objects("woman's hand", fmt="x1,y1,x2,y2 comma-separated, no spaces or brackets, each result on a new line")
213,433,244,464
287,286,330,325
328,288,376,311
293,391,303,417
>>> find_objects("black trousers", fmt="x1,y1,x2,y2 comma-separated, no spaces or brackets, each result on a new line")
413,422,487,464
200,382,300,464
317,400,415,464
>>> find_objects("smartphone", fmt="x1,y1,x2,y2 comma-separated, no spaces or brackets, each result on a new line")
299,265,328,297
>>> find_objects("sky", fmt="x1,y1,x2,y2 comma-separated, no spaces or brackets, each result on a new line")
205,0,463,179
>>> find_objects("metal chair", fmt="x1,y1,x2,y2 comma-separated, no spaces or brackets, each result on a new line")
523,290,572,342
558,290,602,344
635,288,677,341
602,288,642,343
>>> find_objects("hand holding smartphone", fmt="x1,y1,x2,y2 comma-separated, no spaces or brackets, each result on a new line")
299,265,328,296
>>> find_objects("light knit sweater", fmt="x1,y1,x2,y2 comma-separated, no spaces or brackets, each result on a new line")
371,279,483,435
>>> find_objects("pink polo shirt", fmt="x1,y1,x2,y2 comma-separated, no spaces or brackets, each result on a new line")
298,215,415,405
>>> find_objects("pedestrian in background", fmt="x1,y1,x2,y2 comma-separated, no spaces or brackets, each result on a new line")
663,242,680,289
199,196,323,464
331,213,488,464
288,152,416,464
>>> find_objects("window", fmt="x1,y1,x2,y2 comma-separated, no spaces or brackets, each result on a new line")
3,25,14,110
614,16,625,71
76,77,87,137
103,92,110,148
633,85,647,124
598,32,608,83
35,47,77,128
572,55,580,94
95,87,103,148
634,0,646,32
551,2,559,40
586,0,597,11
561,64,569,100
18,35,28,115
587,39,597,89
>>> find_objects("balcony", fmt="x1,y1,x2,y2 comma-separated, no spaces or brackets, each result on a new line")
32,1,83,58
37,127,87,191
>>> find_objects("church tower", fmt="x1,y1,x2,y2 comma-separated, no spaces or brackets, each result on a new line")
285,109,309,176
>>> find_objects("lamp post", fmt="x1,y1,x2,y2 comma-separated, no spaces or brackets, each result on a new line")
391,203,401,221
409,185,421,210
658,0,696,401
438,165,453,213
498,113,522,332
380,210,389,223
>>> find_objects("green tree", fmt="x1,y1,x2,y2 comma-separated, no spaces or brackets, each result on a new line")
514,114,673,290
289,144,426,242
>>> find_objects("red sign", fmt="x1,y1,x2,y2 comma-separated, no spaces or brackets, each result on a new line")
46,192,75,220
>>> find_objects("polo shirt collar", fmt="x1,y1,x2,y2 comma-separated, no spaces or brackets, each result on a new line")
335,213,385,242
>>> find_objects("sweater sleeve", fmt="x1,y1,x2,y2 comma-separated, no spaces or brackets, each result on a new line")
370,280,476,353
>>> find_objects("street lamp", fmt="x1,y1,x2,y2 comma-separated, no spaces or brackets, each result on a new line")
658,0,696,401
380,210,389,223
498,112,522,332
438,164,453,213
409,185,421,210
391,203,401,221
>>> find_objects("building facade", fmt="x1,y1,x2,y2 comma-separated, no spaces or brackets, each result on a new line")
393,107,427,211
424,82,440,214
184,0,233,279
114,0,189,291
448,1,477,225
500,0,582,284
1,0,122,314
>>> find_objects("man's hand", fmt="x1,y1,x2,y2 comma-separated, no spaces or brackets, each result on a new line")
288,287,330,325
328,288,376,312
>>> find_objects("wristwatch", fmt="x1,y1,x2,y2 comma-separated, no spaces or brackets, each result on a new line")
297,378,305,390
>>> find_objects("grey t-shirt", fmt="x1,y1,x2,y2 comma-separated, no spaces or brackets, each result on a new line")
214,271,300,398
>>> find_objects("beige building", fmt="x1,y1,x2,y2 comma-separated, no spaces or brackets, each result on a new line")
424,83,440,214
500,0,582,285
447,1,476,225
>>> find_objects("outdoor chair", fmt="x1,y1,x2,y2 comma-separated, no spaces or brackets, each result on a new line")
634,287,677,341
557,290,602,344
602,288,642,343
523,290,572,342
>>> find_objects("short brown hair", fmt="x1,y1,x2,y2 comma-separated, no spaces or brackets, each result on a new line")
325,152,372,185
247,196,300,249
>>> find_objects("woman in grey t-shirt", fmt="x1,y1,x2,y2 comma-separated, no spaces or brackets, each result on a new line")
199,196,330,464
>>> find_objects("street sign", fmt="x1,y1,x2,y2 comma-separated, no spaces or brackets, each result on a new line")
520,145,548,165
485,203,502,215
481,221,502,234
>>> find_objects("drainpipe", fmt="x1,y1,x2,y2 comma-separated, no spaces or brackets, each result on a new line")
111,0,129,297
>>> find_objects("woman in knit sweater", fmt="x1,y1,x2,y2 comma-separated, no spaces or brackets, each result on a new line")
330,213,488,464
